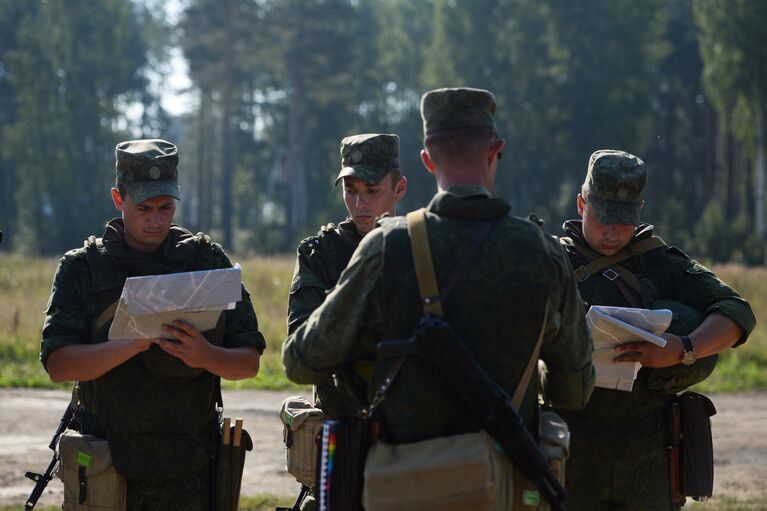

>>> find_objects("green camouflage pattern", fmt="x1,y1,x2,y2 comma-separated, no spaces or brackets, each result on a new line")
287,219,368,418
583,149,646,226
115,139,180,203
335,133,400,186
557,219,756,510
283,184,595,443
41,219,265,487
420,87,497,135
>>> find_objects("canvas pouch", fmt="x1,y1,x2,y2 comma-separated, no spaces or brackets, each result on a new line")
280,395,328,487
55,429,126,511
362,430,514,511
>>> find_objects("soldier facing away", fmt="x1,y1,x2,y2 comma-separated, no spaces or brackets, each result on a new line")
555,149,756,510
287,133,407,418
41,139,266,511
282,87,595,507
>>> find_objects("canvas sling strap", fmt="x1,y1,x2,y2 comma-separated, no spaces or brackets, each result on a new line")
572,236,666,307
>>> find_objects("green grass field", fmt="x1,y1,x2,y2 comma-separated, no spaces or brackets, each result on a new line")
0,254,765,392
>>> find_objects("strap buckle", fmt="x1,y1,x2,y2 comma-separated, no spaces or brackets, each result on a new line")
602,268,619,281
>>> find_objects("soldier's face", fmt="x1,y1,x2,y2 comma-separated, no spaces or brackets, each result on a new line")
578,195,636,256
343,173,407,236
112,189,176,253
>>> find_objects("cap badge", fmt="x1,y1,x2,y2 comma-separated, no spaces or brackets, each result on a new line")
351,150,362,163
149,166,161,180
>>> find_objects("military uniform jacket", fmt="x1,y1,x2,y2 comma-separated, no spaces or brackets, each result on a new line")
41,219,266,480
283,185,595,444
558,220,756,420
287,219,366,417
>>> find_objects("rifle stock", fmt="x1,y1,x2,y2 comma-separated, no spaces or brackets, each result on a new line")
24,402,74,510
377,316,567,511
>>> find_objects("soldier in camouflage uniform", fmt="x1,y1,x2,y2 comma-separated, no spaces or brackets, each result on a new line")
287,133,407,419
282,88,595,500
41,139,266,511
556,149,756,510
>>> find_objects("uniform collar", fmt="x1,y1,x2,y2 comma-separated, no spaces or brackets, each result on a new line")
426,184,510,220
562,219,656,248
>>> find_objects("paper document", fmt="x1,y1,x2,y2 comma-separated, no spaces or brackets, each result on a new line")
586,306,672,392
108,265,242,341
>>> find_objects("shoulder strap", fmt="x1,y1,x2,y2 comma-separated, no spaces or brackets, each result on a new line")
573,236,666,288
406,209,444,317
406,208,546,412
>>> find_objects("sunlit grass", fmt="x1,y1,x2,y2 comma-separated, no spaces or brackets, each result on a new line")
0,254,765,393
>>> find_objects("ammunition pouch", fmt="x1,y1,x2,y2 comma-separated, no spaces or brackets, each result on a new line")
55,429,126,511
666,391,716,505
215,421,253,511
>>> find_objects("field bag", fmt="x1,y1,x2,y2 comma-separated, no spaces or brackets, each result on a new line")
362,209,567,511
279,395,328,487
55,429,127,511
667,391,717,506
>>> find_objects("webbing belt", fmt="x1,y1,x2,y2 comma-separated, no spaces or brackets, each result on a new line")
573,236,666,291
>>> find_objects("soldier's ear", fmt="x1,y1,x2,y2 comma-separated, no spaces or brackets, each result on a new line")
577,194,586,217
395,176,407,200
111,188,124,212
420,149,437,175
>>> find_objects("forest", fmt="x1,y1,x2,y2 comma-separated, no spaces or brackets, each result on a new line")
1,0,765,264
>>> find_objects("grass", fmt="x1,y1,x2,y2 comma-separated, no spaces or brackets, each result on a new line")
0,254,765,393
688,496,767,511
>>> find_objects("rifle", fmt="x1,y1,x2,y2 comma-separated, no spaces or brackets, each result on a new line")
377,315,567,511
24,402,75,510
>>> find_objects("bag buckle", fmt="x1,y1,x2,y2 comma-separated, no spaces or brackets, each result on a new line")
602,268,619,281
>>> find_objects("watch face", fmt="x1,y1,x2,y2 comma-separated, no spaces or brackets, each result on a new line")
681,351,697,366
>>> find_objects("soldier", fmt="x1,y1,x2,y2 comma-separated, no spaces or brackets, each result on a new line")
287,133,407,418
41,139,266,511
556,149,757,510
282,87,595,506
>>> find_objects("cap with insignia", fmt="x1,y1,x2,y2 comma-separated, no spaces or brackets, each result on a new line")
420,87,497,136
335,133,400,186
115,139,180,204
582,149,646,226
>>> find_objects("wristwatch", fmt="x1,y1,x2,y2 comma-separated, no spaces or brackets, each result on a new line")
679,336,697,366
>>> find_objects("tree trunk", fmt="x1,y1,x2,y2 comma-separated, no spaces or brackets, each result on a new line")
220,0,235,248
285,59,306,242
195,88,209,233
755,99,766,240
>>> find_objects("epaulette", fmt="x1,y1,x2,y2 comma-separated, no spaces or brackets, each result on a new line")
299,235,321,251
320,223,337,234
527,214,545,228
194,232,211,246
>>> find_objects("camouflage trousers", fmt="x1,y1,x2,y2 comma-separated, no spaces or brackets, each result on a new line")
126,464,209,511
561,410,679,511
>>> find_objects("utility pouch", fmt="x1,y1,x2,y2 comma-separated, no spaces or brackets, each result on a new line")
667,391,716,506
316,418,371,511
279,395,328,488
215,418,253,511
55,429,126,511
363,430,513,511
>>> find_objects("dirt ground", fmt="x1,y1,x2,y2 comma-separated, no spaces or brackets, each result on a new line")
1,388,765,508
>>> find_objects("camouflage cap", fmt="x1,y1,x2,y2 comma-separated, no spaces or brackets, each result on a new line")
115,139,180,204
583,149,646,225
420,87,497,136
335,133,400,186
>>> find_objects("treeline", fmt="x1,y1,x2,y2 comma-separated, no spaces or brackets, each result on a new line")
1,0,766,264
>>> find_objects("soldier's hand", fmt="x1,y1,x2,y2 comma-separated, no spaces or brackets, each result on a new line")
612,335,685,368
155,320,212,368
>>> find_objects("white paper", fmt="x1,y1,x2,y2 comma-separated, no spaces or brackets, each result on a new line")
108,266,242,341
586,306,672,392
